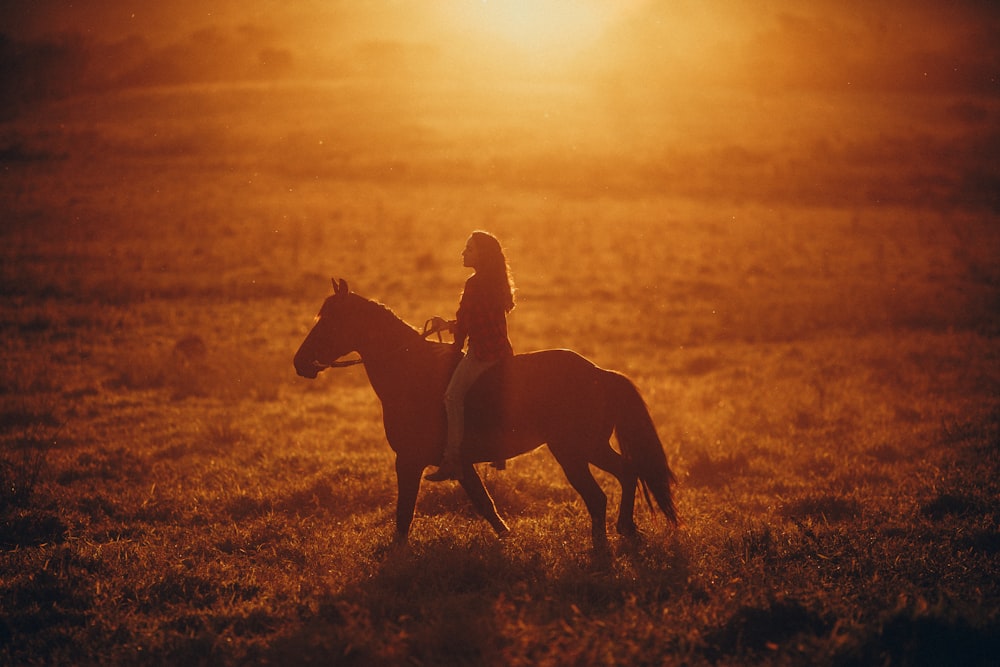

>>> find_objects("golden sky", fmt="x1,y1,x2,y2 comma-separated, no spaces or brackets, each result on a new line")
3,0,997,211
4,0,998,96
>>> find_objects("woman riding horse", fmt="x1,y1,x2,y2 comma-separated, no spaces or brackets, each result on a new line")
426,231,516,482
293,276,679,551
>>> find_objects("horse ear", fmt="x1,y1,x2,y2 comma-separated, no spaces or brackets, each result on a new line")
338,279,349,296
331,277,338,293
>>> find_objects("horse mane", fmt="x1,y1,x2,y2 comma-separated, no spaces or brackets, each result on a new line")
351,293,423,343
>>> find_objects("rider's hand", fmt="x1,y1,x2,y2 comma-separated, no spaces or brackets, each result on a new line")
431,317,454,333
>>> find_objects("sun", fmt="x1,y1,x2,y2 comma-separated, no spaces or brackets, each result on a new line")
446,0,627,58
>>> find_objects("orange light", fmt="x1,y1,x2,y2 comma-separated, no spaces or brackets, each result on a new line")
443,0,635,60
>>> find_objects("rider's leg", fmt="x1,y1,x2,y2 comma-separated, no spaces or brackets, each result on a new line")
427,354,493,481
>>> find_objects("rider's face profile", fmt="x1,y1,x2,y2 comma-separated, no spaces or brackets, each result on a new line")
462,237,480,269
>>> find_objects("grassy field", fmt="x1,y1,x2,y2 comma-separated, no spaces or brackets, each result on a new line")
1,81,999,665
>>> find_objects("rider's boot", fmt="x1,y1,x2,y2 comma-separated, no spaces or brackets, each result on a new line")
425,448,463,482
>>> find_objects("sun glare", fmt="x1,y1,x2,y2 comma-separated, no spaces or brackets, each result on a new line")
447,0,625,58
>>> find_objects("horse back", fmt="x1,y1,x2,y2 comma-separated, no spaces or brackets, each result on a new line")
381,345,611,461
465,349,614,447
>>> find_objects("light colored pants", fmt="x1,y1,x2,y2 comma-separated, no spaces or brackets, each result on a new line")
444,354,497,454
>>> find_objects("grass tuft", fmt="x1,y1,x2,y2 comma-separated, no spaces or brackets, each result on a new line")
703,598,830,660
781,493,861,523
724,521,775,564
920,492,984,520
0,404,60,513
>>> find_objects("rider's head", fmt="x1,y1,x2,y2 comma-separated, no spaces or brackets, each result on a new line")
467,231,515,312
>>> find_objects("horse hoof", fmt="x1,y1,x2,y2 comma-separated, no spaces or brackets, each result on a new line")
617,524,640,538
590,543,613,569
592,532,611,554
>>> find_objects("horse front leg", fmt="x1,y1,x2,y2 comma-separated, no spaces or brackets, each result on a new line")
394,456,423,545
459,465,510,537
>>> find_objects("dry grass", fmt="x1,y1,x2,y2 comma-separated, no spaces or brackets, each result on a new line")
1,81,998,665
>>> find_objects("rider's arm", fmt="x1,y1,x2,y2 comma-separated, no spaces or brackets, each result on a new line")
453,315,467,350
453,275,475,351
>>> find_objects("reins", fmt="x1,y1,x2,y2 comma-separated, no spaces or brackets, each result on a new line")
314,318,450,371
314,358,364,370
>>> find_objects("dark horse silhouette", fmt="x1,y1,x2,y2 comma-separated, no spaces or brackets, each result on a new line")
293,279,678,550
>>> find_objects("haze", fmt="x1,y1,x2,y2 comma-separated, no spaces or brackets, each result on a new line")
4,1,997,209
6,1,999,90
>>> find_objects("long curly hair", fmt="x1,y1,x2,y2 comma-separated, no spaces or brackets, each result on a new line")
470,230,516,313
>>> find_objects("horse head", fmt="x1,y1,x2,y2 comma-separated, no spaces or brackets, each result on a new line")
294,278,362,378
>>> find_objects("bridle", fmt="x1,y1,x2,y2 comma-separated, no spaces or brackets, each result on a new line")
313,357,364,370
312,317,450,371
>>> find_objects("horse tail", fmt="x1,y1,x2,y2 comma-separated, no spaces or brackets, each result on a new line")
605,370,679,526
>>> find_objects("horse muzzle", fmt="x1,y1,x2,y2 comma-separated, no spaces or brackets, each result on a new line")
293,356,321,379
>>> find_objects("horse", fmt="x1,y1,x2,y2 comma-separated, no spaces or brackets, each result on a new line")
293,279,679,551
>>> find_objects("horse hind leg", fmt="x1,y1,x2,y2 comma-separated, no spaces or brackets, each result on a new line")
591,442,640,538
549,442,609,552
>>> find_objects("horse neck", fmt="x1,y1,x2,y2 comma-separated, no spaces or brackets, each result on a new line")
353,299,419,357
354,300,425,400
